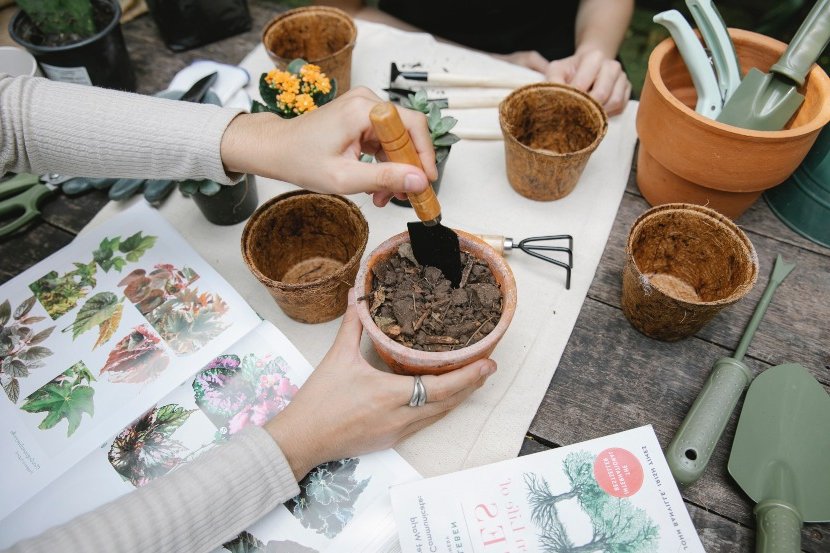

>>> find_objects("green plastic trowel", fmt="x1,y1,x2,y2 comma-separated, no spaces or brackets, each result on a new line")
717,0,830,131
667,255,795,486
729,363,830,552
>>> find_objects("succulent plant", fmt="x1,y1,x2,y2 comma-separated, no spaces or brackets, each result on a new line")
17,0,96,39
403,89,460,164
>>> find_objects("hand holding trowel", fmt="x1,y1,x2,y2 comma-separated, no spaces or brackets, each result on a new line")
369,103,463,287
666,255,795,486
717,0,830,130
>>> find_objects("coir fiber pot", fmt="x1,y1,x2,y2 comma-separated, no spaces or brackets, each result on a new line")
241,190,368,324
10,0,135,91
499,82,607,201
636,29,830,219
765,124,830,248
262,6,356,96
621,203,758,342
192,174,259,226
354,230,517,376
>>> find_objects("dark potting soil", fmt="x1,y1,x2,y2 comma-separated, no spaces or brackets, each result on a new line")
367,244,503,352
16,0,114,47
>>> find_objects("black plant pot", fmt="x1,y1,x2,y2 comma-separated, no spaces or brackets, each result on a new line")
192,174,259,225
145,0,252,52
391,147,451,208
9,0,135,91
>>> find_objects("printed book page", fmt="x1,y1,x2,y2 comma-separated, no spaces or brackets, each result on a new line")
0,203,262,521
391,426,705,553
0,319,421,552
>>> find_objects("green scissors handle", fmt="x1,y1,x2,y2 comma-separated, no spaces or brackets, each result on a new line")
0,173,55,237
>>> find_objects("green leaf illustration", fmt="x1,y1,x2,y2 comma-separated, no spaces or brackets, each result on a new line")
13,297,36,320
5,359,28,378
0,300,10,327
17,345,52,361
3,377,19,404
21,362,96,436
62,292,121,340
120,232,157,261
27,326,54,345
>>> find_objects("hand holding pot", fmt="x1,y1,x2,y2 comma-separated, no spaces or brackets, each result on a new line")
265,290,497,480
221,87,437,207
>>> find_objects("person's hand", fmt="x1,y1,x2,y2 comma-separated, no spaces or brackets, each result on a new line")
221,87,438,207
544,47,631,116
265,290,497,480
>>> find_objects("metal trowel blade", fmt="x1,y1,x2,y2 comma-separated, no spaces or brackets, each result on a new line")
407,221,462,287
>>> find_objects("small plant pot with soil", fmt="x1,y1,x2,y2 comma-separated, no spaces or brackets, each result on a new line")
499,82,607,201
241,190,368,324
262,6,356,97
10,0,135,91
354,230,517,376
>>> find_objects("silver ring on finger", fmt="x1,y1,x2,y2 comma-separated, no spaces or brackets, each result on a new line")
408,375,427,407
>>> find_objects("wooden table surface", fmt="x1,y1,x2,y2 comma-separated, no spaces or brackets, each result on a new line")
1,2,828,551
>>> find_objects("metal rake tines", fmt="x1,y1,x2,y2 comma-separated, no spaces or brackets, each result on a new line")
516,235,573,290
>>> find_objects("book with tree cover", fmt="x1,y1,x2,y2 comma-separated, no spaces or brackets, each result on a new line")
0,203,419,551
391,426,704,553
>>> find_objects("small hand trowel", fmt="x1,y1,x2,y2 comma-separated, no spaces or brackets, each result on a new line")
729,363,830,551
390,63,535,89
667,254,795,486
717,0,830,131
369,102,462,286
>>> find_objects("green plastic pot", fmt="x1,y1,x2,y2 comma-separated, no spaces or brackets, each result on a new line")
765,125,830,248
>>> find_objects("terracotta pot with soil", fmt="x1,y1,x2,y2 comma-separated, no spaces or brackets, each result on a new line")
241,190,368,324
621,203,758,342
262,6,356,97
636,29,830,219
355,230,517,376
10,0,135,91
499,83,607,201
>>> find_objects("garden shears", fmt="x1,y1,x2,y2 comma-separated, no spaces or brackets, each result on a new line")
0,173,75,237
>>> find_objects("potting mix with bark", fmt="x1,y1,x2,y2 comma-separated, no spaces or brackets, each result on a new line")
367,244,503,351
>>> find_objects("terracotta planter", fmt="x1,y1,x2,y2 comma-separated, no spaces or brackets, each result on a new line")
355,230,517,376
262,6,356,96
637,29,830,219
499,83,607,201
241,191,368,324
621,203,758,342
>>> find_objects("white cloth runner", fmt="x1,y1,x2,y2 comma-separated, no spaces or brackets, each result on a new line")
87,20,638,477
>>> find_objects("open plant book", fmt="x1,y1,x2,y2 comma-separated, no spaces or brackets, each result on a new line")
391,426,705,553
0,203,419,551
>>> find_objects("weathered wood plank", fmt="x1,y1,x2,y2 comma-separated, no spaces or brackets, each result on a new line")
520,437,756,551
529,297,829,551
39,189,110,234
588,192,830,385
0,223,74,284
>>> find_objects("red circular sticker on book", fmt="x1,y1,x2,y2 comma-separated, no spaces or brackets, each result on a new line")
593,448,644,498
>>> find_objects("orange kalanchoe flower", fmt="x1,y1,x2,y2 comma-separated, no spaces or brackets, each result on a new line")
293,93,317,114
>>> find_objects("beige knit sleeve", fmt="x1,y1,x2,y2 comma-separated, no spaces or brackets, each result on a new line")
0,74,243,184
3,425,300,553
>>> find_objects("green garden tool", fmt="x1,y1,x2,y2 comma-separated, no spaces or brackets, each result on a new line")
717,0,830,130
667,254,795,486
729,363,830,552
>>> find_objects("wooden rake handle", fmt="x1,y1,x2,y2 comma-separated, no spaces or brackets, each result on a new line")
369,102,441,223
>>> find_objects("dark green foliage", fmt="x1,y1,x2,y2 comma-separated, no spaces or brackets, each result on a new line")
402,89,459,162
17,0,96,39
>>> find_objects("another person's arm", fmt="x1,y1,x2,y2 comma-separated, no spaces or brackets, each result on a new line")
0,75,435,206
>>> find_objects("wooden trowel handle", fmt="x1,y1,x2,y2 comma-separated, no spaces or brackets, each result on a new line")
369,102,441,223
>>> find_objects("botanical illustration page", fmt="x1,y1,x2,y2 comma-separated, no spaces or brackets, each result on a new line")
0,203,261,521
0,320,421,551
391,426,705,553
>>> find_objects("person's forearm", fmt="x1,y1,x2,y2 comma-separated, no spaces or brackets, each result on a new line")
4,426,298,553
574,0,634,58
0,75,240,184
